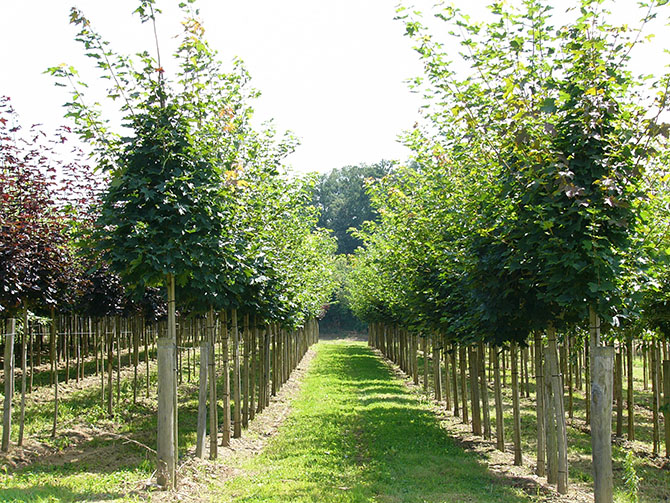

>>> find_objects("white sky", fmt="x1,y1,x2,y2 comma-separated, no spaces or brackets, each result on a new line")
1,1,668,175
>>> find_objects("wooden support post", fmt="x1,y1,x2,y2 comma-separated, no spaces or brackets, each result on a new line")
195,341,208,458
663,360,670,458
591,346,614,503
156,275,176,489
2,318,15,452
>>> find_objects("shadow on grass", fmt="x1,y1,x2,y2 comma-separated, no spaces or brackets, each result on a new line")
221,341,529,502
0,483,125,503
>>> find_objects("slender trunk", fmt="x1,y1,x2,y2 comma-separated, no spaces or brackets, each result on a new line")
493,345,504,452
221,310,231,447
547,324,568,494
433,337,442,401
544,351,558,485
107,319,113,417
250,318,257,421
207,308,218,459
242,314,250,429
156,274,176,489
663,359,670,458
18,307,28,446
412,334,419,386
444,342,451,411
459,346,468,425
469,346,482,436
232,309,241,438
478,342,491,440
451,348,459,417
2,318,15,451
116,317,121,406
51,309,58,439
534,332,546,477
652,340,660,456
626,338,635,441
615,347,623,438
422,336,428,392
511,342,522,466
195,338,208,459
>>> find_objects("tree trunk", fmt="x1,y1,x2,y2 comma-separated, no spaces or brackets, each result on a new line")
51,309,58,439
652,340,660,456
444,342,451,411
459,345,469,425
433,337,442,401
221,310,231,447
663,359,670,458
478,342,491,440
422,336,428,392
2,318,15,452
615,347,623,439
250,318,257,421
156,274,176,490
451,348,459,417
533,332,546,477
511,342,522,466
232,309,241,439
242,314,250,429
547,324,568,494
195,339,208,459
469,346,482,436
626,338,634,441
207,308,218,459
18,307,28,446
544,351,558,485
493,345,505,451
107,319,113,417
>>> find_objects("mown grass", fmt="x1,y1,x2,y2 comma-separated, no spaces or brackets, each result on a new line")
213,341,530,503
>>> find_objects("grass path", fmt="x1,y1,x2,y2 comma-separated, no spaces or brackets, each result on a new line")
212,340,530,503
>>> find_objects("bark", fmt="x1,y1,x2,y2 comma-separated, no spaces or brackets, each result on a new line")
195,340,208,459
422,336,428,392
652,340,660,456
232,309,242,439
444,342,451,411
478,342,491,440
534,332,546,477
511,342,522,466
459,345,469,425
663,359,670,458
412,334,419,386
242,314,250,429
156,274,177,490
433,337,442,401
220,310,231,447
615,347,623,438
2,318,15,452
451,348,459,417
207,308,218,459
250,318,257,421
627,338,634,441
544,352,558,485
547,324,568,494
18,307,28,446
492,345,505,451
591,346,614,503
51,309,58,438
469,346,482,436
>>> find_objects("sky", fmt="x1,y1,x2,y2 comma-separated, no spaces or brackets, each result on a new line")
1,1,668,176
